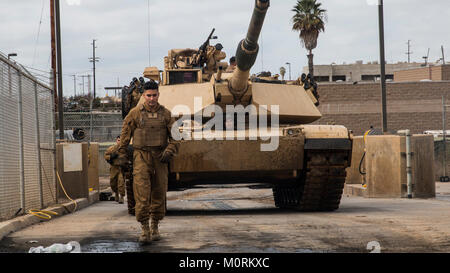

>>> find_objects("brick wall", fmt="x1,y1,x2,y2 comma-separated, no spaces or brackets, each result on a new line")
443,66,450,80
313,81,450,136
394,65,450,82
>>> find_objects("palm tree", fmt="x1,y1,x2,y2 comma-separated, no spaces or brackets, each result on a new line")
292,0,327,77
279,67,286,80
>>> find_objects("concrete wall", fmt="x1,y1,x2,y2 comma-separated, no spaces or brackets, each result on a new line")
314,81,450,136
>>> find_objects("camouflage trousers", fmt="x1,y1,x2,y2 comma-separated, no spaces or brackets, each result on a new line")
110,165,125,196
133,148,168,223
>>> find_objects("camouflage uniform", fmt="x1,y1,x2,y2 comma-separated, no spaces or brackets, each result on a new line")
104,144,125,198
119,103,177,224
225,64,236,73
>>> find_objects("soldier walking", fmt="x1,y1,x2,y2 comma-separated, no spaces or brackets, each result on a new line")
104,136,125,204
118,80,177,245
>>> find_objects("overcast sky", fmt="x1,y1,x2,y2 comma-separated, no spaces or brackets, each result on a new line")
1,0,449,97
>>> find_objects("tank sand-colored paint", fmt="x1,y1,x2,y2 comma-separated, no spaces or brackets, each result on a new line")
123,0,353,211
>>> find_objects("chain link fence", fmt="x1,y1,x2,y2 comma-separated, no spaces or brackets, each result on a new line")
0,53,56,221
63,111,123,142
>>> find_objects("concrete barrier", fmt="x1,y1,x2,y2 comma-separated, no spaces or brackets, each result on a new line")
345,136,365,184
98,142,115,177
88,143,100,191
345,134,435,198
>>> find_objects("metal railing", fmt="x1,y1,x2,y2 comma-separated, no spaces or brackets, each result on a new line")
0,52,56,221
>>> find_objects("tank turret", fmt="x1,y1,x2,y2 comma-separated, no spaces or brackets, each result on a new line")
229,0,270,96
121,0,353,213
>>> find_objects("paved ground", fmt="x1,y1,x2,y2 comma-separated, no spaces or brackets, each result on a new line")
1,182,450,253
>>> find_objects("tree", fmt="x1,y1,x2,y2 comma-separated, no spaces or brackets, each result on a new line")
279,67,286,80
292,0,327,77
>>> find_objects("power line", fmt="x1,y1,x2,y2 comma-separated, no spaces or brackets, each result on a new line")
32,0,46,67
22,64,92,78
22,65,51,74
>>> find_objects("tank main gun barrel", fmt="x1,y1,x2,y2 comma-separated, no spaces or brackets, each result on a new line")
230,0,270,95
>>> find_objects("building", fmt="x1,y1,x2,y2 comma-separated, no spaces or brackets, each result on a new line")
302,61,422,83
394,64,450,82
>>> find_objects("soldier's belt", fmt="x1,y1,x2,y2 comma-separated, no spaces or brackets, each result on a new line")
134,146,165,152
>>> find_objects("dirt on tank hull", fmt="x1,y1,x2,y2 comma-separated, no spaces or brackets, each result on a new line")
121,0,353,211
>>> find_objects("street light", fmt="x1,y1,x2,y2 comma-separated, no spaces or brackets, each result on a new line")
285,62,291,81
7,53,17,95
8,53,17,60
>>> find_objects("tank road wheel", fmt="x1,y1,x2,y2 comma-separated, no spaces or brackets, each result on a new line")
272,150,349,212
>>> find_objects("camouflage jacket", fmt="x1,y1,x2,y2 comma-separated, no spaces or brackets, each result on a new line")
119,103,178,154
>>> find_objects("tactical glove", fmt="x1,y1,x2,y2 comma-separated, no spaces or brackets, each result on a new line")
110,152,119,160
159,149,174,163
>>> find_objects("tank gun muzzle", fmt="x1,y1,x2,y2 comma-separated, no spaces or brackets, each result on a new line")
229,0,270,97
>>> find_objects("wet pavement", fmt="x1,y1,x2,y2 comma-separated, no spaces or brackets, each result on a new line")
1,183,450,253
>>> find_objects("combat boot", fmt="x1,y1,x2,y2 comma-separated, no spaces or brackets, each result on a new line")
138,221,152,245
118,194,124,204
151,218,161,241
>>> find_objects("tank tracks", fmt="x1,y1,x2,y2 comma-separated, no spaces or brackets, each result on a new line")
273,149,349,211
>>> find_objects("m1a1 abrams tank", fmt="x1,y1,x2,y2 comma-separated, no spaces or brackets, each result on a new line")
128,0,352,211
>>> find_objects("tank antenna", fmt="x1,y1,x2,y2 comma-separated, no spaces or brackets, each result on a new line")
147,0,151,66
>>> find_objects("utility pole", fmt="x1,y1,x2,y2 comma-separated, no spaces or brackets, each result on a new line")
71,74,76,97
55,0,64,140
78,83,83,96
50,0,57,112
443,96,447,180
87,75,93,142
378,0,388,133
88,74,91,97
89,39,100,99
79,75,88,95
423,48,430,66
406,40,412,63
442,45,446,65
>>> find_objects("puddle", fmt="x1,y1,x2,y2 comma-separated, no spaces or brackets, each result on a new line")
81,240,142,253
